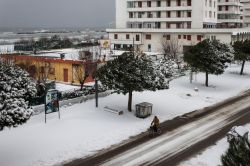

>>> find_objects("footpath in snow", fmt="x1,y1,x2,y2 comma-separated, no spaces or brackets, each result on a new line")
0,64,250,166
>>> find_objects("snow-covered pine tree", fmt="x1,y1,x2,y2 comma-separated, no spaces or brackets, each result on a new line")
184,39,233,87
221,131,250,166
0,60,37,130
95,52,174,112
233,39,250,75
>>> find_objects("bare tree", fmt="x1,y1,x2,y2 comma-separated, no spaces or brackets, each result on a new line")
73,62,97,90
36,61,51,84
161,37,182,69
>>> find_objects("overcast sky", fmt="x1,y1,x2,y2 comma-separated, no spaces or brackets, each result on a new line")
0,0,115,28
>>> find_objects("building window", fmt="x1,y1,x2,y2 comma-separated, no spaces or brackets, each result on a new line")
138,1,142,8
187,35,191,41
165,35,171,40
146,34,151,40
177,11,181,18
157,1,161,7
126,34,130,39
148,44,151,52
219,6,222,11
129,12,133,18
197,35,202,41
183,35,187,39
147,12,153,18
176,23,181,29
187,0,192,6
147,1,151,7
166,23,171,28
136,34,140,41
225,6,228,11
114,34,118,39
177,0,181,6
157,11,161,18
178,35,181,39
167,0,171,6
187,11,192,18
187,22,191,29
167,11,171,18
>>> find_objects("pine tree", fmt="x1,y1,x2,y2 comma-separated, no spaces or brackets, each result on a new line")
0,60,37,130
184,39,233,87
233,40,250,75
95,52,174,112
221,132,250,166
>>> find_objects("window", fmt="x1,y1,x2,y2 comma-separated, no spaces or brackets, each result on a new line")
114,34,118,39
177,11,181,18
187,11,192,17
166,23,171,28
187,35,191,41
187,0,192,6
178,35,181,39
167,11,171,18
183,35,186,39
176,23,181,29
177,0,181,6
129,12,133,18
136,34,140,41
187,22,191,29
197,35,202,41
126,34,130,39
155,22,161,29
147,1,151,7
146,34,151,40
166,35,171,40
219,6,222,11
148,44,151,52
167,0,171,6
157,1,161,7
225,6,228,11
157,11,161,18
138,1,142,8
147,12,153,18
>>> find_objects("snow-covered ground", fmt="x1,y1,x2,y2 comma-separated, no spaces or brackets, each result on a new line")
180,124,250,166
0,64,250,166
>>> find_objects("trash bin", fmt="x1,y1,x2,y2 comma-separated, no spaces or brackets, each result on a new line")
135,102,153,118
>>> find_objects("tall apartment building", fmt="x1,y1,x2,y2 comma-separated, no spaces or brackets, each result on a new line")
241,0,250,27
217,0,243,28
107,0,250,53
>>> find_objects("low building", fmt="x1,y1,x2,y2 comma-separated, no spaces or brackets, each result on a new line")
0,54,99,84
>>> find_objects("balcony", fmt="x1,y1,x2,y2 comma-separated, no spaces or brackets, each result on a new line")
218,19,244,23
110,39,142,45
218,10,243,14
127,6,192,12
128,17,192,22
218,2,243,6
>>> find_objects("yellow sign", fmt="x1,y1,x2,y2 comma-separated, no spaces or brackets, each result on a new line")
99,40,110,49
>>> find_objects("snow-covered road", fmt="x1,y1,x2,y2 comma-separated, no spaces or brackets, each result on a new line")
101,95,250,166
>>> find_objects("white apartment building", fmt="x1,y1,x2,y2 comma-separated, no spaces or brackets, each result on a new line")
217,0,243,28
107,0,250,53
241,0,250,27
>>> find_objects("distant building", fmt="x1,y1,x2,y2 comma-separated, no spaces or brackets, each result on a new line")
107,0,250,53
0,44,14,54
241,0,250,27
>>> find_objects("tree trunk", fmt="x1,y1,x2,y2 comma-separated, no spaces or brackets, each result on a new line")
80,82,84,91
240,60,246,75
205,72,209,87
128,91,133,112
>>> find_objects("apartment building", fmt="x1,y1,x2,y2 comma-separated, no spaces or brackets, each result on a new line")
217,0,243,28
107,0,250,53
241,0,250,27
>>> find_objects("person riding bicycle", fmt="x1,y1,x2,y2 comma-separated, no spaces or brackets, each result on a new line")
151,116,160,133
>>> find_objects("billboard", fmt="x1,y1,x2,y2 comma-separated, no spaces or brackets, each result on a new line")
45,89,59,114
99,40,110,49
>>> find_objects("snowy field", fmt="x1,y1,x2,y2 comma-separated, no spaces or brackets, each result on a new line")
179,124,250,166
0,64,250,166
